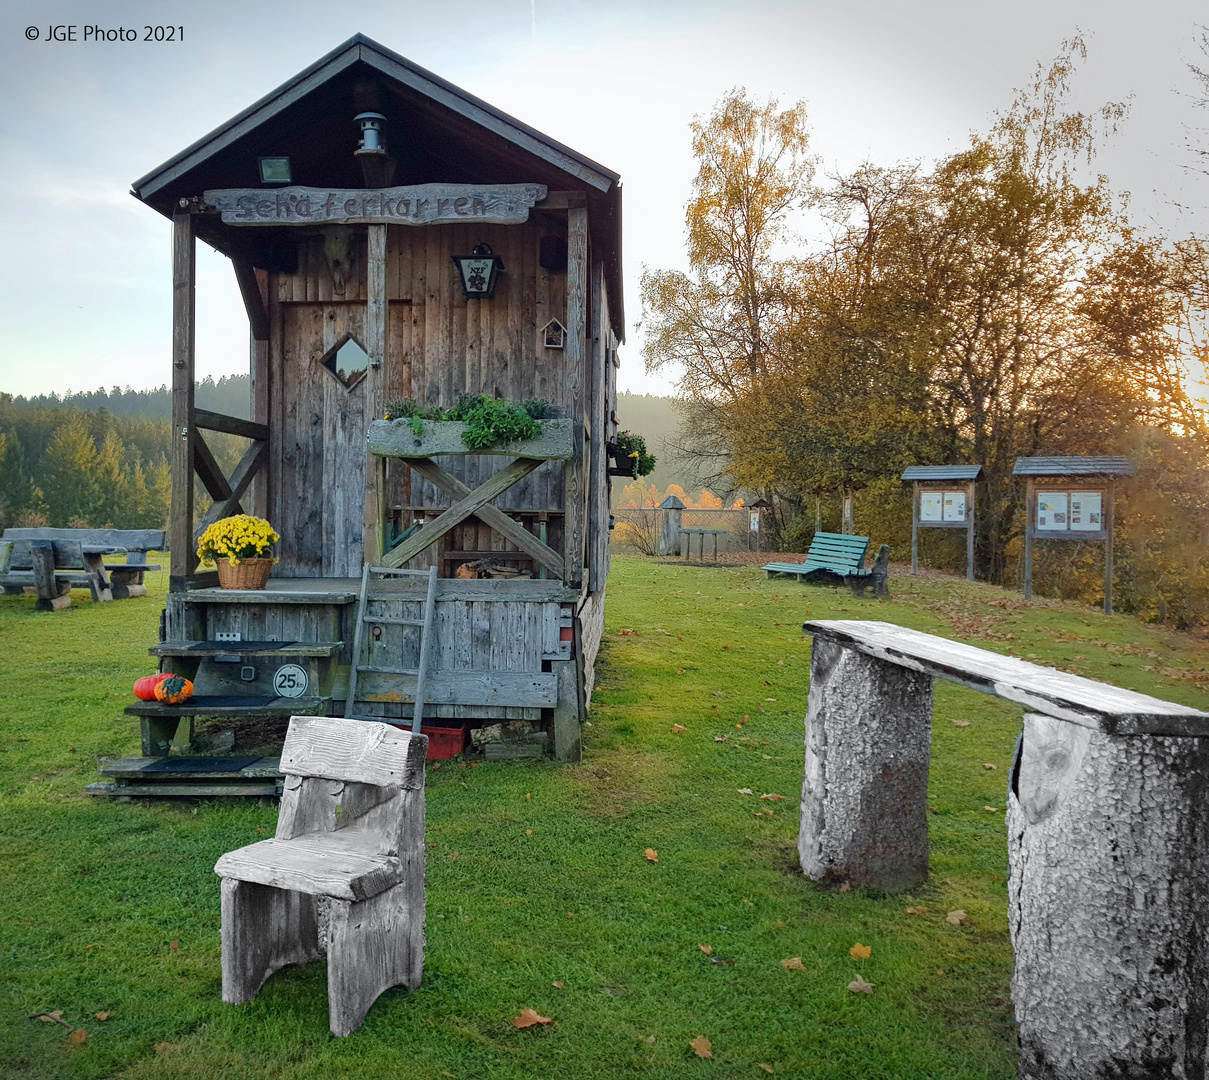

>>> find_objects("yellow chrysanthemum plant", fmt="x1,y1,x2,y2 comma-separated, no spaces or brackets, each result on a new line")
196,515,280,567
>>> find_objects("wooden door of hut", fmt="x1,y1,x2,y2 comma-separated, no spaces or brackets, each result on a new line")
126,34,623,768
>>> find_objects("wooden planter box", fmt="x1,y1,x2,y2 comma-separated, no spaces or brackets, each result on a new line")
368,418,573,460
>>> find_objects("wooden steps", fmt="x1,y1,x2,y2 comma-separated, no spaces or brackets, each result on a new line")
150,640,343,657
124,695,332,718
87,755,284,798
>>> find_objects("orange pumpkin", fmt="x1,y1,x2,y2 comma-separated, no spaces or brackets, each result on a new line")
133,673,173,701
154,675,194,705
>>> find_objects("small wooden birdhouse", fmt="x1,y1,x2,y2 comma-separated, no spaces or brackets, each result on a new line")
541,318,567,349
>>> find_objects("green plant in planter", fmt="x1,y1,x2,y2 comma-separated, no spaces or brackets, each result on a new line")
383,395,552,450
612,431,657,476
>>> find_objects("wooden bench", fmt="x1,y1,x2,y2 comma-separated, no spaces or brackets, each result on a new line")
798,619,1209,1077
679,527,727,562
1,528,164,604
214,716,427,1036
764,533,888,597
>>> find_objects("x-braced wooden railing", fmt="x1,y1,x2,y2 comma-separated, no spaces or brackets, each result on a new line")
191,409,269,542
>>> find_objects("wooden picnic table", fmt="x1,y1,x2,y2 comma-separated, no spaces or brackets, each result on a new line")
1,539,125,609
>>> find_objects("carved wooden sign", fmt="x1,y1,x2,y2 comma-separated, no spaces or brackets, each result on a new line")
203,183,548,226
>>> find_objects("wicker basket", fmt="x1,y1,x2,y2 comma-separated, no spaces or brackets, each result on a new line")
216,557,273,590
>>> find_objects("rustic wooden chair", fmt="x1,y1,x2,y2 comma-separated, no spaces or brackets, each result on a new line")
214,715,427,1036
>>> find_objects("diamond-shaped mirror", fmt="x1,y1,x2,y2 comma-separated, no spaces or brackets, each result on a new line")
320,335,369,390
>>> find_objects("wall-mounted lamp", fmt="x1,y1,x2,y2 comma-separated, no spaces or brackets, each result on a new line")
259,156,292,184
452,244,504,299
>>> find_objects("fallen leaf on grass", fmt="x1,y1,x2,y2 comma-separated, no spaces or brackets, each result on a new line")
759,1066,775,1074
155,1042,179,1054
715,735,728,743
951,719,970,727
946,910,968,926
617,629,635,635
512,1008,553,1029
644,849,659,863
677,669,686,675
838,882,851,892
905,906,926,916
670,724,686,733
760,793,785,802
848,976,875,994
525,829,533,835
552,981,564,989
255,827,265,834
67,1028,87,1047
781,957,805,970
737,788,753,794
849,942,871,960
690,1035,713,1058
983,805,998,812
982,763,997,771
94,1011,110,1021
699,944,713,956
645,1034,656,1044
169,939,179,952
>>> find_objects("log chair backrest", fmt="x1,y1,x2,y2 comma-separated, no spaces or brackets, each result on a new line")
275,716,428,857
2,527,166,553
7,538,85,570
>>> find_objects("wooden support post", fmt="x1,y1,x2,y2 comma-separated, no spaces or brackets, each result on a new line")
245,263,271,520
798,636,933,890
364,224,388,567
911,481,920,575
170,210,197,590
551,658,583,761
1008,713,1209,1077
564,206,588,589
1104,478,1115,615
1023,477,1034,601
31,541,70,611
966,480,975,582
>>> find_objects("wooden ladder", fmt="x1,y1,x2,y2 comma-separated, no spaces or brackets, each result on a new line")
346,564,439,733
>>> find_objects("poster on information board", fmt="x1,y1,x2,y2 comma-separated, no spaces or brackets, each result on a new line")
1069,491,1103,532
943,491,966,522
920,492,944,522
1037,492,1068,530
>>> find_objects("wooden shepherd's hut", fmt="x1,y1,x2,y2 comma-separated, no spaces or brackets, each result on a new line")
126,34,622,775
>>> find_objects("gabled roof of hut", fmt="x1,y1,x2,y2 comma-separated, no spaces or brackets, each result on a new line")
901,465,984,482
130,33,624,329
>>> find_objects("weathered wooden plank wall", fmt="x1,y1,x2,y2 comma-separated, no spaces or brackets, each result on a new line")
264,215,593,580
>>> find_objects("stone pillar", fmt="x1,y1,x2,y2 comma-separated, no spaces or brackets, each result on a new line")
658,494,684,556
1008,713,1209,1079
798,637,933,890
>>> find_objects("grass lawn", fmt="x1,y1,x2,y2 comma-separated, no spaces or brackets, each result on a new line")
2,555,1207,1079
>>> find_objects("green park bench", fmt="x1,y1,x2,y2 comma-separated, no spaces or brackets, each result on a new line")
763,532,890,598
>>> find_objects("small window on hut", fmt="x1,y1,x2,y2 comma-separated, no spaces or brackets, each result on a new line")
320,335,370,390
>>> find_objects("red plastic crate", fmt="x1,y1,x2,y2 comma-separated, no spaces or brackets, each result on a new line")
418,723,469,760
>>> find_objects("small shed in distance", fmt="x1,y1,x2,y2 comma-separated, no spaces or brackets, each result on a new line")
1013,456,1135,614
901,465,984,581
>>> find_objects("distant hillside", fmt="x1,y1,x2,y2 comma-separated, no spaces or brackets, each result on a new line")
613,392,695,494
8,374,250,420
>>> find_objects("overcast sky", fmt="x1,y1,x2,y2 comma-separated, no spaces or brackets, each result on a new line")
0,0,1205,399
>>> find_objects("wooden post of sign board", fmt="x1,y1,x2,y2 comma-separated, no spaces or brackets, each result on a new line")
966,480,975,582
1104,479,1115,615
364,223,388,565
911,481,920,574
564,205,588,589
1023,477,1035,601
170,209,197,590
